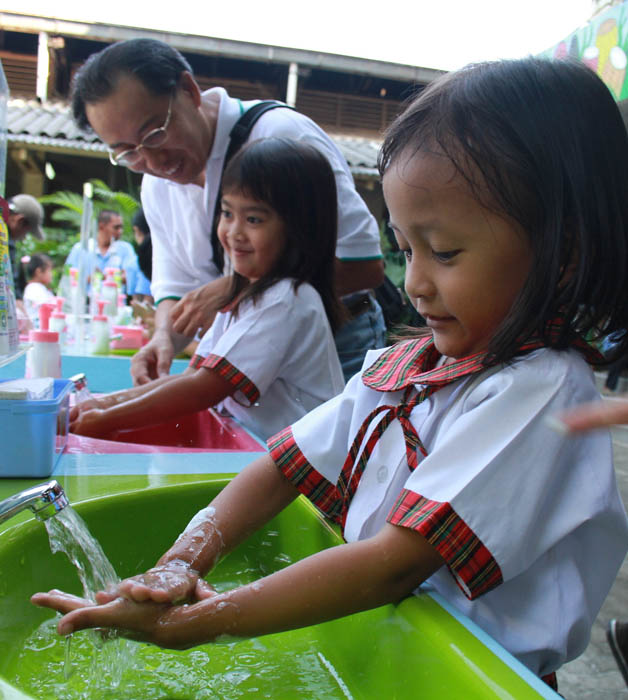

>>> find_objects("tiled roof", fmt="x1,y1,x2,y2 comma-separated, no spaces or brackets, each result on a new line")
8,98,106,153
7,98,381,176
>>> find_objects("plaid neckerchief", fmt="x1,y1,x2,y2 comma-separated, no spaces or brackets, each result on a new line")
335,329,601,528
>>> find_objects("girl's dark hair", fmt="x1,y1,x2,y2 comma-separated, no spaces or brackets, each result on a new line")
219,138,344,332
132,208,152,281
71,39,191,131
379,57,628,366
19,253,52,291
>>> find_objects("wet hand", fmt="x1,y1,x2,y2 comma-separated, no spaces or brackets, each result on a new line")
69,408,112,438
31,589,176,646
95,561,212,605
32,587,224,649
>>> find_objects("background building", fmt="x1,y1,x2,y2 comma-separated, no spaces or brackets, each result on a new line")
0,12,445,226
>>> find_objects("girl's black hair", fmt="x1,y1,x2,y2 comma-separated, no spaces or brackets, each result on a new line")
133,208,152,280
219,138,345,332
379,57,628,366
18,253,52,292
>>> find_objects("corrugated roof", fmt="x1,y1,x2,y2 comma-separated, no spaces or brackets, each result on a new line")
7,98,382,177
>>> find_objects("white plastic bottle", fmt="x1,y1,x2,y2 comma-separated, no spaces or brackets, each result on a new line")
25,304,61,378
101,273,118,318
91,300,110,355
49,297,67,351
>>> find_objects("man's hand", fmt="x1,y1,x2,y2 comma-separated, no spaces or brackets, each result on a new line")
170,278,230,337
130,332,176,385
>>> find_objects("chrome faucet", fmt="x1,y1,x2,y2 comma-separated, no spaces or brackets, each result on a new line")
0,480,69,525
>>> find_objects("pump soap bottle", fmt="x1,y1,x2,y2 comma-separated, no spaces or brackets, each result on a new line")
91,300,110,355
25,303,61,378
49,297,67,350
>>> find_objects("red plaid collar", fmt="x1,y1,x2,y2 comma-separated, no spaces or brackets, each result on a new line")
362,336,488,393
362,327,603,393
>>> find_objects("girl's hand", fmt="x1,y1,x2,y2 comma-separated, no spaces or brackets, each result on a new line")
69,400,99,424
95,560,215,605
30,589,211,649
558,398,628,433
69,408,112,438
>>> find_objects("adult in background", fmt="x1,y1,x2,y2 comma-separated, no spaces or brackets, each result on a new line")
7,194,45,301
65,209,139,295
71,38,386,385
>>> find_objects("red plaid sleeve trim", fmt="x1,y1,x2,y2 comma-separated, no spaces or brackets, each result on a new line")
268,426,344,524
198,354,260,404
387,488,502,599
189,354,204,369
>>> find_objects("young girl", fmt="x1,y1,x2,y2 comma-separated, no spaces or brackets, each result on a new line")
21,253,55,318
69,138,345,441
33,58,628,691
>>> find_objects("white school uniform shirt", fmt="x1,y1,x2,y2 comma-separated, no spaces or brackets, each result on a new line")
23,282,55,316
268,345,628,676
190,278,344,441
142,87,382,304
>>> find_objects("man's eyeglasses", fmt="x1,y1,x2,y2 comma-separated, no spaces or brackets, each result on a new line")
108,94,174,168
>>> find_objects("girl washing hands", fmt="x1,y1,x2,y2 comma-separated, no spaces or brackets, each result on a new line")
69,138,345,441
34,58,628,691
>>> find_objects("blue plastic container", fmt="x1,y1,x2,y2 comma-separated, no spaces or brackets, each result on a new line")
0,379,72,478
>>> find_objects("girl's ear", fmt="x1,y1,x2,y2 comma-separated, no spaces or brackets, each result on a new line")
179,71,202,109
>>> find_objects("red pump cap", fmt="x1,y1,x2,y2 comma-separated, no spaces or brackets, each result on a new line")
29,303,59,342
93,299,108,322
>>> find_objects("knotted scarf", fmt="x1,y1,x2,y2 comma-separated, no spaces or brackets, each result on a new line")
334,328,601,528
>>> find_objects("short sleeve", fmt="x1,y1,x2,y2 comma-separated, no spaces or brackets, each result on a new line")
194,281,334,407
387,351,613,599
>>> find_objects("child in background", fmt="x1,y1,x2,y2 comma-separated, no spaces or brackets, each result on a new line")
21,253,55,320
68,138,345,441
33,58,628,692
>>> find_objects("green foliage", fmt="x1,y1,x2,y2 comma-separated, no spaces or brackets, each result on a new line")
16,180,140,289
380,222,405,289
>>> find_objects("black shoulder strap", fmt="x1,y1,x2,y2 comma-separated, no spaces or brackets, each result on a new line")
212,100,294,273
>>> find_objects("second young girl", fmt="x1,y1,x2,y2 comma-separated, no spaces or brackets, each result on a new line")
70,138,345,441
22,253,55,319
35,58,628,693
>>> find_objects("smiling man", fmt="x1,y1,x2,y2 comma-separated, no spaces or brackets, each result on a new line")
71,39,386,384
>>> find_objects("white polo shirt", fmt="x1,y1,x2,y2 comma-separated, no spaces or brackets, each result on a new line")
190,278,344,441
142,88,382,304
269,345,628,676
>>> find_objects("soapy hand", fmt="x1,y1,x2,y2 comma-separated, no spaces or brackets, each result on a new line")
30,589,214,649
95,560,216,605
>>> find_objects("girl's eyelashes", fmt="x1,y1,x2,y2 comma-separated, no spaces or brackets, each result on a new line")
400,247,461,263
432,249,461,262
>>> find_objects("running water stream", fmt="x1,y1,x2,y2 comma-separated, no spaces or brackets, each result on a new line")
44,505,129,687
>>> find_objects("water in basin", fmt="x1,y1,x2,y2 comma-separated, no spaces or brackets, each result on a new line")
0,480,551,699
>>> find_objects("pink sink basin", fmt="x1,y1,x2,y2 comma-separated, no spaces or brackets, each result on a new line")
66,409,264,454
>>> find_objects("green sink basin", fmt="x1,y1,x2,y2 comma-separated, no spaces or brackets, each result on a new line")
0,480,553,699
